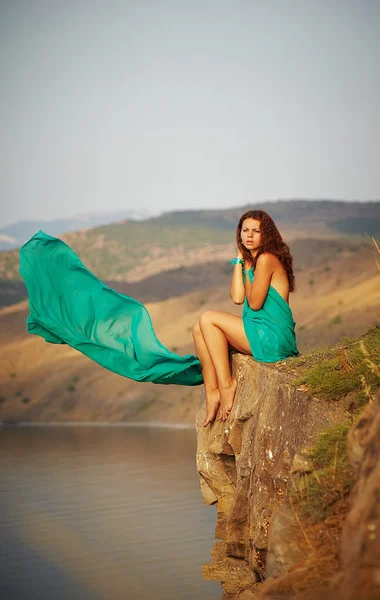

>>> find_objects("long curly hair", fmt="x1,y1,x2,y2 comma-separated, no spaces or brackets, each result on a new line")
236,210,296,292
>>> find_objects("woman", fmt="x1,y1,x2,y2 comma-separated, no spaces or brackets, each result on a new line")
192,210,298,426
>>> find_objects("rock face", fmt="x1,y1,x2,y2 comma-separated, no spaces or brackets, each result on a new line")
337,391,380,600
196,353,380,599
196,353,345,598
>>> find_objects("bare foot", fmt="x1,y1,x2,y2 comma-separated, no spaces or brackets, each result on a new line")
203,389,220,427
218,378,238,421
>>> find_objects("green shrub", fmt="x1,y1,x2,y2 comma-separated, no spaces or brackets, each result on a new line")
291,326,380,406
291,424,354,522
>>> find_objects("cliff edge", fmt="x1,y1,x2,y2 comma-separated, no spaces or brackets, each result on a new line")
196,335,380,600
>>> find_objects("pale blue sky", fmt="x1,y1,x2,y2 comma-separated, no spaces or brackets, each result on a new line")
1,0,379,226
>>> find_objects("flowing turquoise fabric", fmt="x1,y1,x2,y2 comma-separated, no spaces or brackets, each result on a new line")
242,268,299,362
19,231,203,386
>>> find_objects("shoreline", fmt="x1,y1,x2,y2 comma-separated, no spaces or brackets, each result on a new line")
0,420,195,430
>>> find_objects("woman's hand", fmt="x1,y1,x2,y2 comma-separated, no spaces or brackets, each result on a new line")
230,247,246,305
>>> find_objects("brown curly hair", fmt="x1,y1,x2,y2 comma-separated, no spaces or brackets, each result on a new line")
236,210,296,292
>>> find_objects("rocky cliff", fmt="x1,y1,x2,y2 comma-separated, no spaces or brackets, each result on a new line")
196,348,380,599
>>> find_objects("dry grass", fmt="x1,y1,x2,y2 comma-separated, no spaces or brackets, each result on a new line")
285,326,380,408
290,424,354,523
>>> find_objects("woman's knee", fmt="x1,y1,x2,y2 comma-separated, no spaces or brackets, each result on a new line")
199,310,216,328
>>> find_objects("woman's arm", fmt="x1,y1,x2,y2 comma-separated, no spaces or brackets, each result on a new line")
245,253,275,310
230,250,248,305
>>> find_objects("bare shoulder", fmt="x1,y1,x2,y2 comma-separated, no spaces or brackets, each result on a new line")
256,252,280,270
260,252,289,299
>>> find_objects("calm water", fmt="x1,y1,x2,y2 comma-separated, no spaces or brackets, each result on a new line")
0,425,221,600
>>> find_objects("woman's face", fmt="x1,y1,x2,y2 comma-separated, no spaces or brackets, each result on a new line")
240,218,262,253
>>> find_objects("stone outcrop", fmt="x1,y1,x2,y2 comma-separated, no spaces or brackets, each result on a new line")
196,353,347,598
336,390,380,600
254,394,380,600
196,352,380,599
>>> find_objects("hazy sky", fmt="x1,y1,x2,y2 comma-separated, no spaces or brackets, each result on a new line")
1,0,379,226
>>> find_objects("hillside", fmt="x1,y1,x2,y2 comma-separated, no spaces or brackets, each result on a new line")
0,237,372,310
0,200,379,282
0,208,156,250
150,200,380,233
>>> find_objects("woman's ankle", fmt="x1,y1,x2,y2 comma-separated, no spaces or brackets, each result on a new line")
205,386,219,396
219,377,236,390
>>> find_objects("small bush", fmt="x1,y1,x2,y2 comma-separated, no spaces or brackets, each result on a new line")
291,424,354,523
290,327,380,407
332,315,341,325
67,384,76,392
308,424,351,470
22,397,31,404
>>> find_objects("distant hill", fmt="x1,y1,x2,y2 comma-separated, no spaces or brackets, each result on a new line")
0,237,372,309
0,208,157,251
0,200,379,282
154,200,380,231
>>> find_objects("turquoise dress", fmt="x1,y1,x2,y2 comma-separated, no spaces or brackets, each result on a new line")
242,268,299,362
19,231,203,386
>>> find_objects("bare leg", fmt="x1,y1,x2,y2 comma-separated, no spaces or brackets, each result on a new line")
199,311,251,421
192,320,221,426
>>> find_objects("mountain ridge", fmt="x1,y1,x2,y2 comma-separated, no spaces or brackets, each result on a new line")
1,200,379,283
0,237,372,309
0,208,157,250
